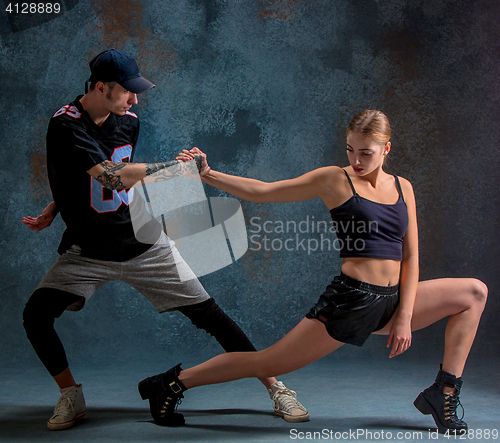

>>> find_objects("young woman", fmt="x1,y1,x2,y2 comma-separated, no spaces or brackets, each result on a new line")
138,110,487,434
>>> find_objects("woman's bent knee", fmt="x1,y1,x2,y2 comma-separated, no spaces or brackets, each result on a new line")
468,278,488,307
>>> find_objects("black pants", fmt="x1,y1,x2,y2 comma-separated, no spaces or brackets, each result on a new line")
23,288,256,376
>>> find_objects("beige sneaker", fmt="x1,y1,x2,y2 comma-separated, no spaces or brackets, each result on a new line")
268,381,309,423
47,384,86,430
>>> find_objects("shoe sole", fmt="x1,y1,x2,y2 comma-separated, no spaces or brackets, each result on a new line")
414,393,467,435
274,409,310,423
47,411,86,431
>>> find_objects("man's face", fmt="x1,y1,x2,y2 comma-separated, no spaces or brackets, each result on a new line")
103,82,138,116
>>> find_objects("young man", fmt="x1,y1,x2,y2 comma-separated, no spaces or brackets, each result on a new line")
22,49,308,430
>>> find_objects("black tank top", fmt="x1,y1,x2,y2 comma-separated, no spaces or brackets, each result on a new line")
329,169,409,260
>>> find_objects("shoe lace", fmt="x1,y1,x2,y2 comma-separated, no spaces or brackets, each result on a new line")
444,393,465,421
273,388,306,413
160,394,183,417
53,391,74,417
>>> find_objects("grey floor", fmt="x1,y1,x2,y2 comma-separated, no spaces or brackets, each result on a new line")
1,356,498,443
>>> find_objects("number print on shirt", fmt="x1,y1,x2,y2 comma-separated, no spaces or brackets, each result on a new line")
90,145,134,213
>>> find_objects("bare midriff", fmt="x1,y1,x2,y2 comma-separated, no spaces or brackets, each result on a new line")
341,257,401,287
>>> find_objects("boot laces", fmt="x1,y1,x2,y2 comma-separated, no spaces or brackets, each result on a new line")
444,393,464,421
160,394,183,417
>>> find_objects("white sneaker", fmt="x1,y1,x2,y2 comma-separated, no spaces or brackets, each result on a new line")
47,384,86,430
268,381,309,423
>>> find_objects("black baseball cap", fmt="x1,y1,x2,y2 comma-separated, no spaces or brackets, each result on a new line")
86,49,155,94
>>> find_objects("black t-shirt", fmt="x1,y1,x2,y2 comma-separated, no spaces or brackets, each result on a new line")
46,96,159,261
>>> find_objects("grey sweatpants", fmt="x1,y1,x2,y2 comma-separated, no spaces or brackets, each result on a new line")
36,232,210,312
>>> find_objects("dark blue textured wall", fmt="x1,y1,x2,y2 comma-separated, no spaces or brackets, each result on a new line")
1,0,499,370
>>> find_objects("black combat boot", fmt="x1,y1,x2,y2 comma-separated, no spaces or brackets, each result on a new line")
138,363,187,426
414,365,467,434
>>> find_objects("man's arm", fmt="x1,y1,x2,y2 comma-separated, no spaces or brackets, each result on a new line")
87,156,202,191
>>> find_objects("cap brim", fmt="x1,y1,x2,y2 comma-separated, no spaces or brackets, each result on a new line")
120,76,155,94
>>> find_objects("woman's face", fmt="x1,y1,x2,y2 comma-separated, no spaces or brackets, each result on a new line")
346,132,390,175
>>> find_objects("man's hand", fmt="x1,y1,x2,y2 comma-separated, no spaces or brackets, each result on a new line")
22,201,58,231
176,147,211,176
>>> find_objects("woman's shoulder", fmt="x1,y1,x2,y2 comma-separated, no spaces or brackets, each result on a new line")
395,175,413,188
306,166,353,207
306,166,351,191
311,165,347,180
394,175,415,199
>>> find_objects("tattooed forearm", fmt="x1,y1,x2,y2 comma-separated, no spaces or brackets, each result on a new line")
92,156,203,190
145,160,182,176
144,156,203,183
96,171,125,190
94,161,127,190
101,160,128,173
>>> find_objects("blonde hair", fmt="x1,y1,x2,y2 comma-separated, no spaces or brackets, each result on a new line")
346,110,391,146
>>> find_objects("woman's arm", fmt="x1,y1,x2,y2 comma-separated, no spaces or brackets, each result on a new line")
388,177,419,358
202,168,336,203
178,148,338,204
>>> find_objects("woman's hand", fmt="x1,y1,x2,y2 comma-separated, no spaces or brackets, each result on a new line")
175,149,194,162
176,147,211,177
387,312,412,358
22,201,58,231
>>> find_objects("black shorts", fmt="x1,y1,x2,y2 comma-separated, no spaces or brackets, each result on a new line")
305,272,399,346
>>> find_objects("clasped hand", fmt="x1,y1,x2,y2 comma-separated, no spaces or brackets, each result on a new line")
176,147,211,176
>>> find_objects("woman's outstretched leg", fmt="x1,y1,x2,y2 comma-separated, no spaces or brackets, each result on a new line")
375,277,488,434
180,317,344,388
139,317,343,425
178,298,309,422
